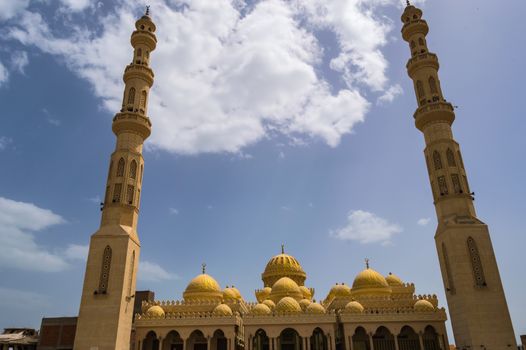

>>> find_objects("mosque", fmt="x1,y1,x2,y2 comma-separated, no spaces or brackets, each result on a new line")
71,3,517,350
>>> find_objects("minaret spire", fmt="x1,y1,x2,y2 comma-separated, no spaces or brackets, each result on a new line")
74,11,158,350
401,5,516,349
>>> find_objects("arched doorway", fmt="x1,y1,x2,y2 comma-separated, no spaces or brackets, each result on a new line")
143,331,159,350
280,328,302,350
397,326,420,350
310,328,328,350
253,329,270,350
422,326,440,350
164,330,184,350
213,329,228,350
372,327,395,350
188,330,208,350
351,327,370,350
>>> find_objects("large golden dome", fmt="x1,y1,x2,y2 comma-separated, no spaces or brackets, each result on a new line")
262,247,306,287
269,277,303,303
351,267,392,298
183,272,223,301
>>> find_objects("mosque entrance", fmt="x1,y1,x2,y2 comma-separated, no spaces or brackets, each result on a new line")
280,329,302,350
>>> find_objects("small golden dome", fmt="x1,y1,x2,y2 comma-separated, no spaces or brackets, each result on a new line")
299,286,312,300
183,273,223,301
414,299,435,312
262,248,306,287
213,303,233,316
344,301,364,313
251,303,272,315
386,273,403,286
223,286,243,301
255,287,272,303
351,268,392,297
269,277,303,303
299,299,312,310
262,299,276,309
146,305,165,318
275,296,302,313
306,302,326,314
328,283,352,299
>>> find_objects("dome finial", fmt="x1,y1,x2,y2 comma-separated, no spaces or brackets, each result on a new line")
365,258,370,269
145,5,150,16
281,243,285,254
202,263,206,274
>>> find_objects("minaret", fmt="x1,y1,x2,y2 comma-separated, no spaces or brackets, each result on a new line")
401,3,516,349
74,8,156,350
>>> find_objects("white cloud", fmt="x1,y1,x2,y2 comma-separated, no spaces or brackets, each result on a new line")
138,260,178,282
6,0,403,155
377,84,403,104
417,217,431,226
169,207,179,215
331,210,402,245
0,136,13,150
0,61,8,86
0,0,30,21
64,244,89,261
59,0,93,12
0,197,68,272
11,51,29,74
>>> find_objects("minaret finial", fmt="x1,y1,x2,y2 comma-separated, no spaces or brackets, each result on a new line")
406,0,410,6
202,263,206,274
145,5,150,16
365,258,370,269
281,244,285,254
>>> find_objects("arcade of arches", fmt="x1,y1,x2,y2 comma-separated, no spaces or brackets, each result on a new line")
135,251,448,350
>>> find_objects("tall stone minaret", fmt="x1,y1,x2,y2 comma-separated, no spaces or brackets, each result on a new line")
401,3,516,349
74,8,156,350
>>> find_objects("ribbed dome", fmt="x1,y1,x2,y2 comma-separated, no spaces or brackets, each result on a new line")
146,305,165,318
251,303,272,315
213,303,233,316
269,277,303,303
299,299,312,310
351,268,392,297
306,302,326,314
262,250,306,287
183,273,223,301
328,283,352,299
299,286,313,300
385,273,403,286
275,297,302,313
414,299,435,312
262,299,276,309
344,301,364,313
223,286,243,301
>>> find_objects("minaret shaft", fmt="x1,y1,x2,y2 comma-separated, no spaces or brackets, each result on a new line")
402,5,516,349
74,11,157,350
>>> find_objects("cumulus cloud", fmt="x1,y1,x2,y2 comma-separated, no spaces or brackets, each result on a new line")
59,0,93,12
0,197,68,272
5,0,406,155
11,51,29,74
331,209,402,245
64,244,89,260
0,0,30,21
138,260,178,282
377,84,403,104
0,61,8,86
417,217,431,226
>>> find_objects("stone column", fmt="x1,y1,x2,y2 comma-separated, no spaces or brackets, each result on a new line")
368,333,374,350
394,335,399,350
418,333,424,350
159,336,164,350
330,334,336,350
272,337,276,350
348,336,353,350
208,337,212,350
137,339,141,350
183,337,188,350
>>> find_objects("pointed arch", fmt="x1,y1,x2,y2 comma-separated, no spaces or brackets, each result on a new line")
467,237,486,287
128,87,136,105
352,327,370,350
127,185,135,205
113,183,122,202
130,160,138,179
422,326,440,350
98,245,112,294
310,328,328,350
140,90,147,110
416,80,425,100
429,76,438,94
398,326,420,350
253,329,269,350
418,37,424,46
432,150,442,170
117,158,125,177
451,174,462,193
446,148,456,166
137,48,142,58
410,41,416,49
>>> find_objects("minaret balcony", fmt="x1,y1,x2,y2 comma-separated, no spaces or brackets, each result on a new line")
413,102,455,131
112,112,152,139
131,30,157,50
407,53,439,77
124,64,154,86
402,20,429,41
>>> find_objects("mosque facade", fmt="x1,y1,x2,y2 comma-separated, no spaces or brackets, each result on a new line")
71,3,517,350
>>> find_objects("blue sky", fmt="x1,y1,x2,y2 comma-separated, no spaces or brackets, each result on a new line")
0,0,525,343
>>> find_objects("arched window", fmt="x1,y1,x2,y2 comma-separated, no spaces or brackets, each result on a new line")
140,91,147,110
467,237,486,287
113,183,122,202
416,80,425,100
410,41,416,49
127,87,136,105
437,176,448,195
446,148,456,167
310,329,328,350
442,243,455,294
127,185,134,205
418,37,424,46
451,174,462,193
130,160,137,179
97,245,112,294
137,48,142,58
422,326,440,350
117,158,125,177
253,329,270,350
432,151,442,170
429,77,438,94
397,326,420,350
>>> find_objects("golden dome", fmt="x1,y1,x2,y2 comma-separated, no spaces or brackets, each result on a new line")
299,286,313,300
269,277,303,303
306,302,326,314
385,273,403,286
223,286,243,301
146,305,165,318
262,299,276,309
255,287,272,303
328,283,352,299
213,303,233,316
251,303,272,315
344,301,364,314
183,273,223,301
275,297,302,313
262,248,306,287
299,298,312,310
414,299,435,312
351,268,392,297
